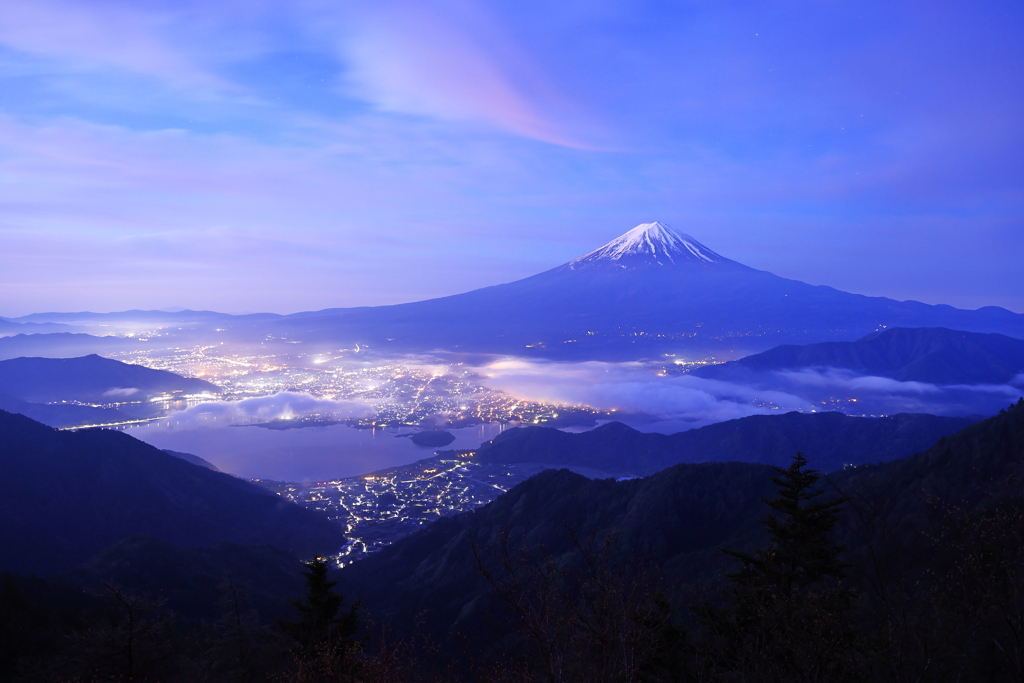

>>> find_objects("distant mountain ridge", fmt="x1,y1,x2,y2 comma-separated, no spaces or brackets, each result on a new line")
0,354,219,403
0,318,78,335
0,333,143,361
7,223,1024,361
475,411,981,476
691,327,1024,385
6,309,282,324
260,222,1024,359
0,392,132,428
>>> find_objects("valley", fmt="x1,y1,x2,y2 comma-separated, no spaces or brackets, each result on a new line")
255,453,567,565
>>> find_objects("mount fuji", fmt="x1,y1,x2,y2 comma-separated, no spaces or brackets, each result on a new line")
562,221,740,270
263,222,1024,360
10,222,1021,361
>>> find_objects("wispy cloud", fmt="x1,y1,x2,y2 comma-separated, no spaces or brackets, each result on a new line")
0,0,232,90
774,368,943,395
324,0,593,148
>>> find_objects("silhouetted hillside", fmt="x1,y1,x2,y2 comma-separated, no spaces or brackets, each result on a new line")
0,333,143,361
832,397,1024,589
692,327,1024,385
476,411,980,476
256,225,1024,360
58,534,304,620
162,448,220,471
340,400,1024,657
339,461,778,650
0,410,345,574
0,354,218,403
0,391,131,428
0,319,76,335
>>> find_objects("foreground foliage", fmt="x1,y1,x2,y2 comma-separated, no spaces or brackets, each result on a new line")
2,398,1023,682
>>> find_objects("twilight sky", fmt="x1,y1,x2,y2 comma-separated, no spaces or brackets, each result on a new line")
1,0,1022,316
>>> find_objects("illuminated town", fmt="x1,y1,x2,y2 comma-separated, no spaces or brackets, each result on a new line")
105,343,603,428
255,451,560,566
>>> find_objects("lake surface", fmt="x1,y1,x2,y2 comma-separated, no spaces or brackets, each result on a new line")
120,413,507,481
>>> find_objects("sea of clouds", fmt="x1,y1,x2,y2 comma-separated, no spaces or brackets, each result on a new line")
472,358,1024,432
156,391,375,425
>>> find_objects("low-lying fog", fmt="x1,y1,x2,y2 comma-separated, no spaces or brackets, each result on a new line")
473,358,1024,433
118,351,1022,482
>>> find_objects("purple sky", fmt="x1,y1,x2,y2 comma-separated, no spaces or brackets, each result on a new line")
1,0,1022,316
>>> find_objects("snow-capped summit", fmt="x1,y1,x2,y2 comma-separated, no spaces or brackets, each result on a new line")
566,222,730,270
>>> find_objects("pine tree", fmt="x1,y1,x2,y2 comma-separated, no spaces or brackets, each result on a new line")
723,452,849,596
696,453,861,683
279,557,361,659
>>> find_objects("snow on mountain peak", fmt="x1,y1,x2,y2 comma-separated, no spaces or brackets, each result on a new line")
568,222,725,269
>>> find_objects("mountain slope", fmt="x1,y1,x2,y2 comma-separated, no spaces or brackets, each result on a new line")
0,319,77,335
0,410,345,574
475,411,981,476
265,223,1024,360
692,326,1024,385
0,333,144,361
562,221,744,270
339,462,777,650
339,399,1024,656
0,392,132,428
9,224,1023,362
58,534,305,620
0,354,219,403
161,448,221,471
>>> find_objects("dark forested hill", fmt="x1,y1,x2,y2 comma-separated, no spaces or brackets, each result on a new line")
340,399,1024,656
0,391,132,428
0,410,345,574
831,397,1024,588
161,448,220,471
692,327,1024,385
0,354,218,403
57,534,305,620
475,411,980,476
338,461,779,651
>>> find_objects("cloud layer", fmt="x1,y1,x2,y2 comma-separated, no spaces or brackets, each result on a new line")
475,359,810,429
160,391,374,425
475,359,1024,431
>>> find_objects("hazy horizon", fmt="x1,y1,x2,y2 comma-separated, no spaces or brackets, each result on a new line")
4,219,1022,318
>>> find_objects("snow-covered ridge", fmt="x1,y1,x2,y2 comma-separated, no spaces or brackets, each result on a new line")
569,222,725,268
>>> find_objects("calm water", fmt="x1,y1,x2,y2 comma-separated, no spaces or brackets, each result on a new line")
120,413,507,481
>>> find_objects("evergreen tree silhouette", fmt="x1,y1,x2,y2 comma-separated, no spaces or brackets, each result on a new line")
697,453,860,683
723,451,849,595
280,557,361,659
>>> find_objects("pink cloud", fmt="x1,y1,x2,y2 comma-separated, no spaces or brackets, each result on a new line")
331,0,592,148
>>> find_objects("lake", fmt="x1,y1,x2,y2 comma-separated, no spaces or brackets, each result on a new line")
118,413,507,481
